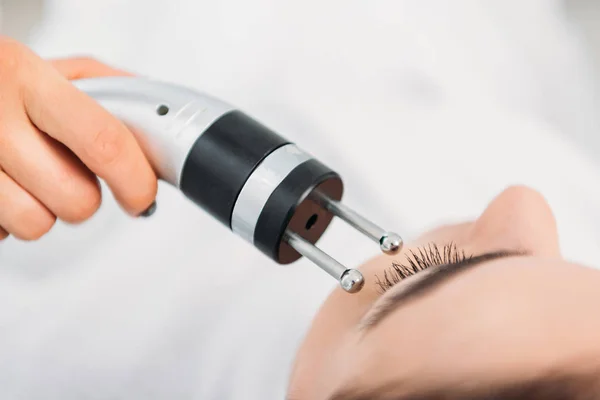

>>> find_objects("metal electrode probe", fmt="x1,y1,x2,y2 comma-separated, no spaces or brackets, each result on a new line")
73,76,403,293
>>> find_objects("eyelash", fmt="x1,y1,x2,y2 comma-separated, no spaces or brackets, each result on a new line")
374,242,471,293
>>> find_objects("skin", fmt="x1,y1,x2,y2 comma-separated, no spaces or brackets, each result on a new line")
287,185,600,399
0,37,156,241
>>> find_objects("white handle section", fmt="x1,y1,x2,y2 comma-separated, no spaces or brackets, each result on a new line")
72,76,234,187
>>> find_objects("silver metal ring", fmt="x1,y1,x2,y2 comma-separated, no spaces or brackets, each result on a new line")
231,144,312,243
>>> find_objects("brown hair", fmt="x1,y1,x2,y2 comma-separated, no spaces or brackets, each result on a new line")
329,372,600,400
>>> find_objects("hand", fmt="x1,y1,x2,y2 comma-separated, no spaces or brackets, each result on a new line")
0,37,158,241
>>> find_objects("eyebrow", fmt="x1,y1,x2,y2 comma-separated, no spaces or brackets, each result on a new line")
361,250,524,330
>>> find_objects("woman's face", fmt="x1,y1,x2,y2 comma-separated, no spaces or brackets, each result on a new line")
287,185,600,399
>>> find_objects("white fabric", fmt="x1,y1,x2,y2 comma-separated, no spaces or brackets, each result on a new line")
2,1,600,399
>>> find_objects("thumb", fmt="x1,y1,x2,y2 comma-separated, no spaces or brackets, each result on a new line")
49,57,134,80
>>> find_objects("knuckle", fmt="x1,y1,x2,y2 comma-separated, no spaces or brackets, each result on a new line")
87,120,127,166
13,204,56,241
0,37,27,75
52,167,102,223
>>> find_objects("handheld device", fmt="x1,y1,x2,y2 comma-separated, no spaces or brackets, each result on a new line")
73,77,403,293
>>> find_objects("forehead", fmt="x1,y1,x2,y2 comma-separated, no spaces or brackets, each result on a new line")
333,257,600,395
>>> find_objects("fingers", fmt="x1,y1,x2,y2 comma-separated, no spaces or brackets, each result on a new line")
0,169,56,240
22,55,157,216
0,114,102,223
0,38,158,242
49,57,133,80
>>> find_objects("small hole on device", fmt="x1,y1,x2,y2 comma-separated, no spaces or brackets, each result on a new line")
157,105,169,116
305,214,319,230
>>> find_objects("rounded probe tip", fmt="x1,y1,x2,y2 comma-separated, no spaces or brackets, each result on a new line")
380,232,403,255
340,269,365,293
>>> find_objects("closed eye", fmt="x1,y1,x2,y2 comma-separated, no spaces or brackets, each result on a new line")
374,242,470,293
364,248,526,331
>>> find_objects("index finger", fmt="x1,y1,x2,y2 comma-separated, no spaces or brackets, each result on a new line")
49,57,134,80
22,62,157,216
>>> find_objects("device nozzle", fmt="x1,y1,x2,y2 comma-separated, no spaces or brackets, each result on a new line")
283,192,403,293
340,269,365,293
380,232,403,255
285,231,365,293
313,192,404,255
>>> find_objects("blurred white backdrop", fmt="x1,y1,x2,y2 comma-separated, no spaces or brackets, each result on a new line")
3,0,600,155
1,0,600,268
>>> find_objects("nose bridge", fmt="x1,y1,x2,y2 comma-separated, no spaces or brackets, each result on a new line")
471,185,559,256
